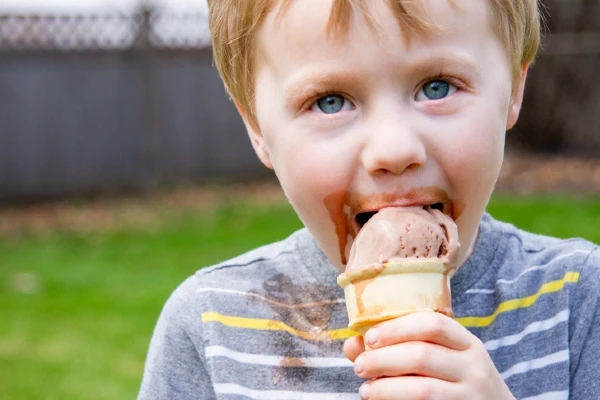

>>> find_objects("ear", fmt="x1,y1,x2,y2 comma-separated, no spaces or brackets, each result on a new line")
506,65,529,130
234,101,274,170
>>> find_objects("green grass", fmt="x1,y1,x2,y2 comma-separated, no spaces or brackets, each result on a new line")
1,195,599,400
486,195,600,243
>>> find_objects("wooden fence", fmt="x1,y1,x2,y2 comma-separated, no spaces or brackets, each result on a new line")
0,1,598,201
0,10,266,201
509,0,600,154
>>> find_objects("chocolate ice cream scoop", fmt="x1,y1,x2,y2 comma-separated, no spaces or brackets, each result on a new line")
346,206,459,271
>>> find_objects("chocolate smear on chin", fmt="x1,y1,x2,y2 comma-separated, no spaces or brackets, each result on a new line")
323,187,461,266
323,190,356,266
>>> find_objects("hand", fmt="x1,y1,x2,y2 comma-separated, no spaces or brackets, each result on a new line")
343,311,515,400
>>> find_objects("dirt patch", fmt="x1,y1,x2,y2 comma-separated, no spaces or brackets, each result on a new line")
497,153,600,195
1,154,598,238
0,181,286,239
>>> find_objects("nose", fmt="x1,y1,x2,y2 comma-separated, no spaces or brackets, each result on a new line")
360,114,427,176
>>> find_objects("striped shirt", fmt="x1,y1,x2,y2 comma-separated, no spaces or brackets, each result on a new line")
138,213,600,399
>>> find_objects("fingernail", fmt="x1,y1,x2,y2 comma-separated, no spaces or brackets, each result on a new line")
354,354,364,375
365,328,378,346
359,382,370,399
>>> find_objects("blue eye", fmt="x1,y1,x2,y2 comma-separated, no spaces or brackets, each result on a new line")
416,80,457,101
312,94,351,114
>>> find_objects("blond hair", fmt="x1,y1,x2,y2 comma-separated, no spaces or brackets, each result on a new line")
208,0,541,126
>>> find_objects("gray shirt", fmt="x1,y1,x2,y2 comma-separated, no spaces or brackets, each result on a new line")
138,213,600,399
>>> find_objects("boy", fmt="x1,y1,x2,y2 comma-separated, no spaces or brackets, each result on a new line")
139,0,600,398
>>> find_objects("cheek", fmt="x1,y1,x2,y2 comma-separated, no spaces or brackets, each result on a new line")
269,125,356,199
429,122,504,265
267,128,358,269
275,140,353,236
274,141,338,191
438,113,505,193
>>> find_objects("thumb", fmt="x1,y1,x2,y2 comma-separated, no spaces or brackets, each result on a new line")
343,336,365,362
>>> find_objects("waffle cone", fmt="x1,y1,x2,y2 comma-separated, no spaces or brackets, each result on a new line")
337,259,453,349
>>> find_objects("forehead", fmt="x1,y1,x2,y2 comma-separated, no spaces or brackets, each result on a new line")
267,0,494,39
256,0,495,73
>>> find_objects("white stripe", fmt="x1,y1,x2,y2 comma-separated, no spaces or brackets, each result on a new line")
214,383,359,399
196,287,346,307
466,249,589,294
484,310,569,351
494,265,548,285
465,288,495,294
206,346,353,368
521,390,569,400
500,350,569,380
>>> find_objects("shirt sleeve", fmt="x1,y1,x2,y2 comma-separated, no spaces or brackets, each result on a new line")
569,248,600,399
138,276,216,400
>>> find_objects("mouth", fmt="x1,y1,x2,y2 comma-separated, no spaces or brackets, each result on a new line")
354,202,447,231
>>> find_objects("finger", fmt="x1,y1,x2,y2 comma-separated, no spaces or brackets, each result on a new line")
360,376,461,400
365,311,471,351
355,341,463,381
343,336,365,362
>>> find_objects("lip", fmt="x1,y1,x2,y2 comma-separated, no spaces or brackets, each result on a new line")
352,199,453,233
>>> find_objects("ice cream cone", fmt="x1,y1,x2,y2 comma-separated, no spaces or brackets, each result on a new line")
337,258,453,350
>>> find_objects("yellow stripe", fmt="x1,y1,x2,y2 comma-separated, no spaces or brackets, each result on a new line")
202,312,358,341
203,272,579,335
456,271,580,328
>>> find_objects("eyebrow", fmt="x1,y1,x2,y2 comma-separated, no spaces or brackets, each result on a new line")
282,71,368,109
403,52,483,84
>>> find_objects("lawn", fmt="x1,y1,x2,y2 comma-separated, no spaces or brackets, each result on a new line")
1,193,599,400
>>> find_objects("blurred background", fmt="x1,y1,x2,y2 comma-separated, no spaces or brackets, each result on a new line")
0,1,599,399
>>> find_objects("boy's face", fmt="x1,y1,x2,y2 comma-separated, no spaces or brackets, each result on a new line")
241,0,526,271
